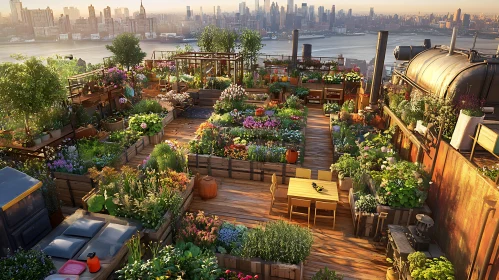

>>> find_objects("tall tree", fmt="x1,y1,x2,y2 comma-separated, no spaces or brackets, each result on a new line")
0,57,64,134
106,33,146,70
239,29,264,69
216,29,238,53
197,26,218,52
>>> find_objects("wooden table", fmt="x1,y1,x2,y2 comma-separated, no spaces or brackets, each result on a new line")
287,178,339,210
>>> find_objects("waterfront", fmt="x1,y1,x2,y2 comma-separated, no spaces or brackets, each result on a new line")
0,34,497,65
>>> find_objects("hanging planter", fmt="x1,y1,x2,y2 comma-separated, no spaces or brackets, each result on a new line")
450,110,485,151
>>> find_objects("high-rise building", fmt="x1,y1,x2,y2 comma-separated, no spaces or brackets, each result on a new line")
124,8,129,19
63,7,80,21
287,0,293,14
308,5,314,22
88,4,97,32
454,8,461,22
329,5,335,30
216,6,221,18
280,6,285,28
114,8,123,19
186,6,191,20
23,7,54,28
239,2,246,16
58,14,71,33
255,0,259,13
264,0,270,14
103,6,112,19
347,9,352,18
369,7,374,19
301,3,307,18
10,0,23,23
462,13,470,28
200,7,203,22
318,6,325,22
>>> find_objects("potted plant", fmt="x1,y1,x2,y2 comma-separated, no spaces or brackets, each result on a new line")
344,72,361,94
450,94,485,151
255,107,265,117
331,154,361,191
407,252,455,280
32,131,43,145
323,102,341,117
41,131,50,142
102,115,124,132
49,119,63,139
129,113,164,144
289,69,300,86
293,87,310,100
285,144,299,164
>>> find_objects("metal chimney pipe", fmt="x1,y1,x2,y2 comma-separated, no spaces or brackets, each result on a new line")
369,31,389,109
448,27,458,55
302,44,312,61
291,30,299,67
423,39,431,49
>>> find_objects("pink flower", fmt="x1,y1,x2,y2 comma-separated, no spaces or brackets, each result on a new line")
140,122,147,129
225,270,231,274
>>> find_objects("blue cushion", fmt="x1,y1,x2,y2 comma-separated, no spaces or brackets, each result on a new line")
98,223,137,244
43,236,86,259
63,218,105,238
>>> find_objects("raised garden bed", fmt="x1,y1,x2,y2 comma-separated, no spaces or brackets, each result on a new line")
216,253,303,280
54,136,149,207
188,154,297,184
349,188,379,237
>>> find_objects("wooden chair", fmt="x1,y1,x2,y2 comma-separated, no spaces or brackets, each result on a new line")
289,198,312,226
314,201,337,229
318,170,333,181
269,177,288,215
296,168,312,179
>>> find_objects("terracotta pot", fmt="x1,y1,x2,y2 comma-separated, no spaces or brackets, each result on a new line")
103,118,124,132
199,176,218,200
255,108,265,116
285,149,299,164
339,177,353,191
264,74,270,82
290,77,299,86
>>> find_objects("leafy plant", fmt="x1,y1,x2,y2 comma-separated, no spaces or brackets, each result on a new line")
238,220,313,264
77,138,123,170
324,103,341,114
311,267,343,280
408,252,455,280
330,154,361,179
147,140,187,172
355,194,377,213
479,164,499,182
294,87,310,99
106,32,147,71
129,113,163,136
0,249,55,280
108,129,141,148
177,211,223,249
341,100,355,113
247,145,287,163
131,99,164,114
216,222,248,254
198,25,219,52
239,29,264,68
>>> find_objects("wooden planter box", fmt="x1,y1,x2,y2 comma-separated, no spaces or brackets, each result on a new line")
215,253,303,280
162,113,174,128
349,188,379,237
188,154,298,185
365,175,432,229
149,130,164,145
54,172,94,208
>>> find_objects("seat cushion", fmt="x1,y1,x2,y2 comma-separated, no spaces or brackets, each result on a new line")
43,236,86,259
63,218,106,238
98,223,137,244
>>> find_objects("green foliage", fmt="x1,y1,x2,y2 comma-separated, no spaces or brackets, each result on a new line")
198,26,218,52
341,99,355,113
129,113,163,136
131,99,164,114
268,82,290,94
311,267,343,280
46,55,84,89
77,138,123,169
108,129,142,148
355,194,377,213
408,252,455,280
479,164,499,181
331,154,361,179
106,33,146,70
0,57,65,134
294,87,310,98
216,28,238,53
323,102,340,114
0,249,55,280
371,161,430,208
149,142,187,172
283,95,302,110
239,29,264,68
87,194,105,212
247,145,287,163
238,220,313,264
117,242,221,280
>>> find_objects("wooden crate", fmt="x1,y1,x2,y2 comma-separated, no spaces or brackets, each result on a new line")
216,254,303,280
188,154,297,185
54,172,94,208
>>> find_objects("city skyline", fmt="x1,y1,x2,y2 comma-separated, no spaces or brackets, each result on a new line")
2,0,499,16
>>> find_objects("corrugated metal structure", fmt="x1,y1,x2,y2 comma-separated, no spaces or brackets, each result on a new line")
396,46,499,113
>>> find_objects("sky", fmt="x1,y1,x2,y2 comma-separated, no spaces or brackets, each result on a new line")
1,0,498,16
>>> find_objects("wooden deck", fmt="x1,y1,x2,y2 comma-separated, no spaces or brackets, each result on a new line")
189,105,389,279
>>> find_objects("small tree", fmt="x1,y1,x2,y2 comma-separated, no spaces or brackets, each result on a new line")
0,57,64,134
106,33,146,71
216,29,238,53
197,25,218,52
239,29,264,69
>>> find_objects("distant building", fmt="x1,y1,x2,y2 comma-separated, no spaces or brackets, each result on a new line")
454,8,461,23
347,9,352,18
287,0,293,14
10,0,23,23
23,7,54,28
58,14,71,33
329,5,335,30
63,7,80,21
125,1,157,38
264,0,270,14
103,6,112,20
463,13,470,28
369,7,374,19
88,5,98,33
186,6,191,20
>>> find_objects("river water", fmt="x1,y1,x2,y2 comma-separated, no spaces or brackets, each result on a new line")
0,34,497,65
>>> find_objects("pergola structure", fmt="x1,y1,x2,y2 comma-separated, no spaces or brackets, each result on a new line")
172,52,244,87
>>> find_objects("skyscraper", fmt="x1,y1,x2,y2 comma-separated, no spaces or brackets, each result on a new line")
255,0,259,13
462,13,470,28
88,4,98,32
454,8,461,22
329,5,335,30
264,0,270,14
63,7,80,21
318,6,324,22
124,8,129,19
239,2,246,16
347,9,352,18
216,6,221,18
139,0,146,19
103,6,112,19
186,6,191,20
369,7,374,19
287,0,293,14
9,0,23,23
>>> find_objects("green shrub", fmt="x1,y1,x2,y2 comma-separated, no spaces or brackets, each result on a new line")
238,220,313,264
355,194,377,213
0,249,55,280
247,145,287,163
408,252,455,280
131,99,163,114
149,141,186,172
77,138,123,169
129,113,163,136
330,154,361,179
108,129,141,148
311,267,343,280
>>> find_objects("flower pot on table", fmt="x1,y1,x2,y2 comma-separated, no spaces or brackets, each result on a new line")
198,176,218,200
339,177,353,191
450,110,485,151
